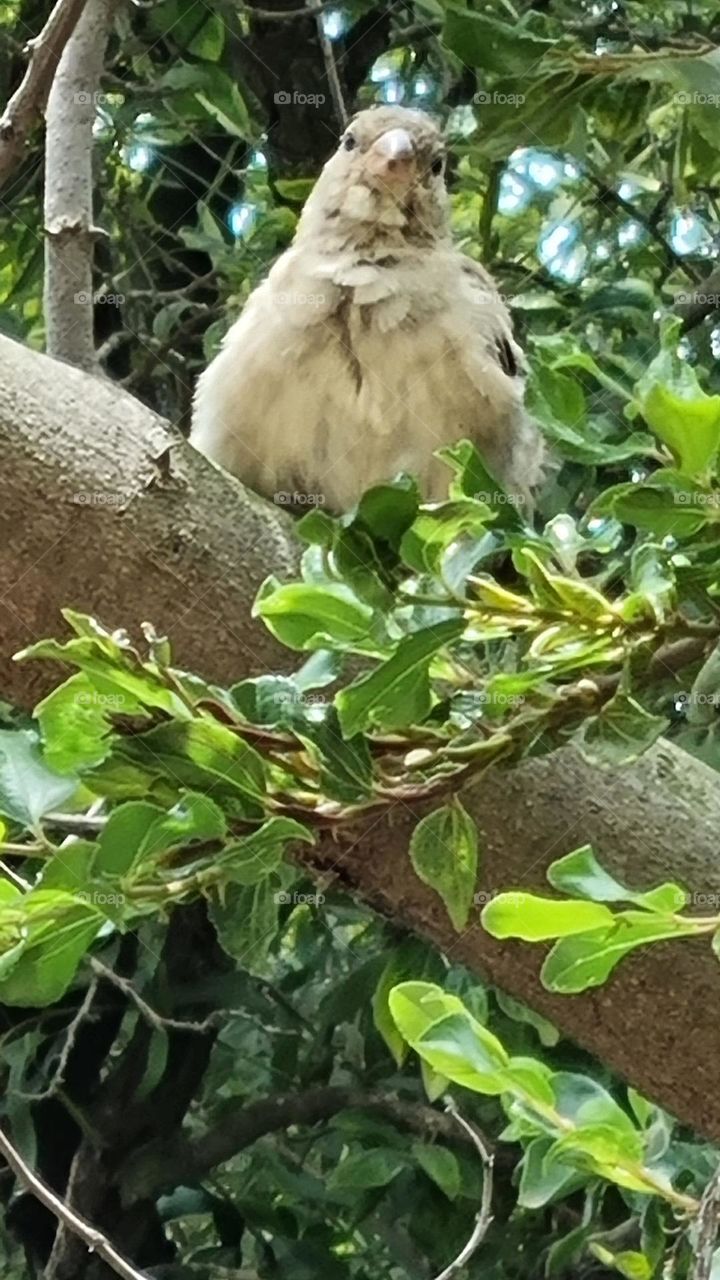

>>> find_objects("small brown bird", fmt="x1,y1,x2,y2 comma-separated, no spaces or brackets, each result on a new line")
191,106,543,512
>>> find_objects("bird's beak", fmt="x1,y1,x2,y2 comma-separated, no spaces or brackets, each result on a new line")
365,128,417,189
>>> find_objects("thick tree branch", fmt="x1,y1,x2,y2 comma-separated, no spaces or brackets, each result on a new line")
3,335,720,1142
0,0,88,191
118,1085,487,1202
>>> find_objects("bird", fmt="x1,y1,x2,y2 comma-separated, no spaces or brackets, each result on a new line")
191,105,544,514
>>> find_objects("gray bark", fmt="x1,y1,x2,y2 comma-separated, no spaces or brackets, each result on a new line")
43,0,120,369
1,332,720,1139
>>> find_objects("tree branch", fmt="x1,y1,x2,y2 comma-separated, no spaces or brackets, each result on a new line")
692,1162,720,1280
0,1126,150,1280
43,0,123,369
0,0,88,191
3,335,720,1142
432,1098,494,1280
118,1085,489,1203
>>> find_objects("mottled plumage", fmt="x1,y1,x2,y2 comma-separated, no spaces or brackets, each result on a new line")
191,106,543,511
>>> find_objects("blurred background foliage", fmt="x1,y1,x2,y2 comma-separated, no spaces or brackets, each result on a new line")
1,1,720,1278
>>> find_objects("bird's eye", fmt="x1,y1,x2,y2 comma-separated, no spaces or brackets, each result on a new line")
343,134,356,151
431,155,444,176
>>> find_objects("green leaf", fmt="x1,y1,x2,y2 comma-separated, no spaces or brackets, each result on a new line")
372,940,444,1067
482,893,614,940
297,707,373,803
328,1148,406,1192
388,982,508,1094
187,12,225,60
34,673,122,773
412,1144,461,1200
443,5,553,75
548,847,686,915
437,439,524,528
209,877,280,971
578,692,668,767
593,483,710,538
254,582,374,651
518,1137,584,1208
0,891,103,1006
216,817,313,884
542,914,701,993
335,620,465,736
634,348,720,476
109,720,267,811
0,729,77,826
355,477,420,547
400,501,494,575
590,1246,652,1280
409,801,479,930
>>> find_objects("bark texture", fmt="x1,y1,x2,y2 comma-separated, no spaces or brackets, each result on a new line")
43,0,121,369
2,333,720,1139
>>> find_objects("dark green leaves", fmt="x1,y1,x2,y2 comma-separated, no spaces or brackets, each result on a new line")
335,620,465,736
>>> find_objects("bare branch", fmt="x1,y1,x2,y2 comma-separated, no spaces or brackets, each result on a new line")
43,0,123,369
432,1098,494,1280
0,0,88,190
692,1162,720,1280
16,979,99,1102
0,1125,151,1280
89,957,222,1034
308,0,347,129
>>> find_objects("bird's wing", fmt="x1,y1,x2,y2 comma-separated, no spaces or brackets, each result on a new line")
457,257,526,381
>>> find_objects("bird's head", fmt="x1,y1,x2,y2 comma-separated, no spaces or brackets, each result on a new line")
296,106,449,248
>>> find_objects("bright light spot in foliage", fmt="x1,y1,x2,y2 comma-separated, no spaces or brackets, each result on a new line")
322,8,347,39
586,517,608,533
123,144,153,172
380,78,404,104
630,467,647,484
711,326,720,359
370,54,399,82
538,222,588,282
498,171,533,214
248,149,267,171
527,153,564,189
617,220,644,248
447,105,477,137
228,202,256,238
670,210,712,256
413,76,434,99
594,241,611,260
550,515,576,543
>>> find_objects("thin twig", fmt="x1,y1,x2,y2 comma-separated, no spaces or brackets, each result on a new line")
0,1125,151,1280
692,1162,720,1280
16,980,99,1102
308,0,347,129
89,958,222,1034
432,1098,494,1280
0,0,89,189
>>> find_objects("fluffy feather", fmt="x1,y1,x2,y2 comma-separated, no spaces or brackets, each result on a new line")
191,105,544,511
